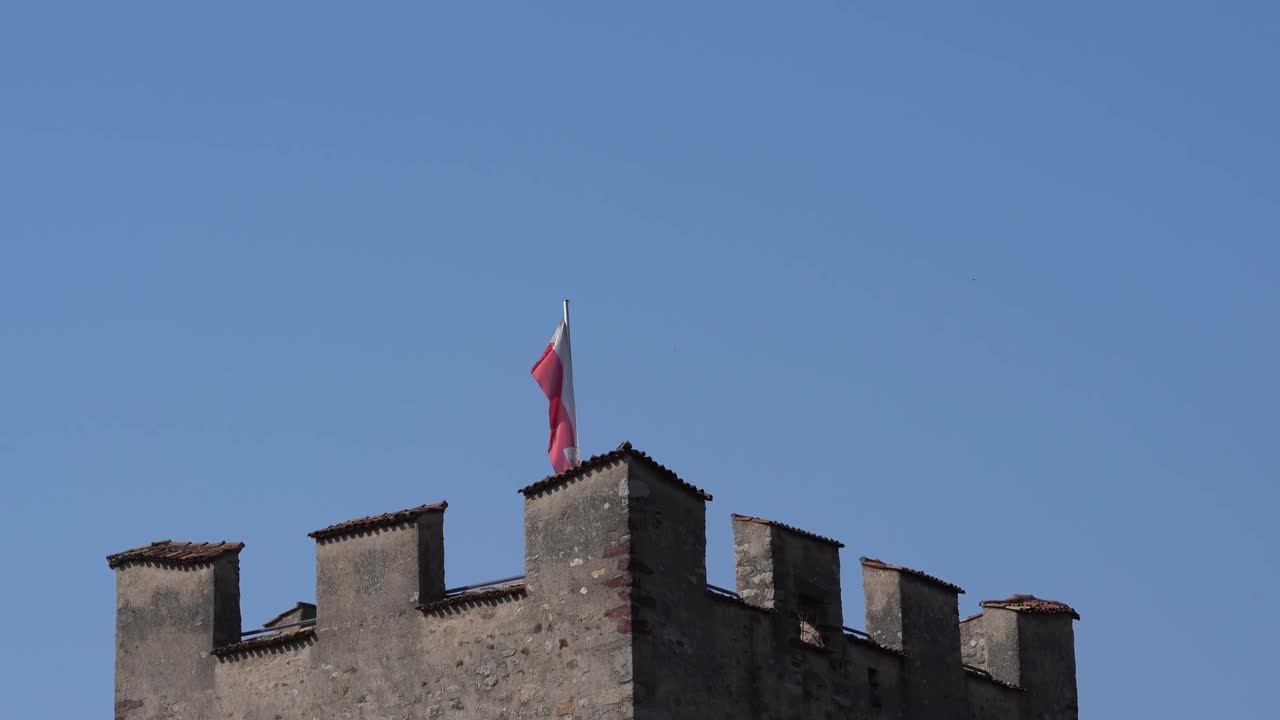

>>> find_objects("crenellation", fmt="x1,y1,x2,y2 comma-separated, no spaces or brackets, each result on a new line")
311,500,447,631
732,512,844,648
111,546,242,720
109,442,1079,720
862,557,968,719
979,597,1080,720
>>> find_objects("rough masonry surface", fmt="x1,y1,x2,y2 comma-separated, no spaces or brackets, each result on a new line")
110,442,1079,720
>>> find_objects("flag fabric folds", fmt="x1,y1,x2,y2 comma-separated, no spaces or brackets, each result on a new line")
531,313,579,474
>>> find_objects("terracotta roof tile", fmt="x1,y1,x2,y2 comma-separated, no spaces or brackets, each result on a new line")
263,602,316,628
518,442,712,501
860,557,965,594
418,584,528,614
106,540,243,569
731,513,844,548
213,628,316,658
980,594,1080,620
308,501,447,541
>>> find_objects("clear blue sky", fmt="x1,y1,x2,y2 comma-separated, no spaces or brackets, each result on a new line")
2,3,1276,717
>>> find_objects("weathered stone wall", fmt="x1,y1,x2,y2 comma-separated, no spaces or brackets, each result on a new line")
966,674,1020,720
111,445,1075,720
981,606,1078,720
114,556,239,720
848,641,907,719
960,615,986,668
629,462,714,719
214,642,313,720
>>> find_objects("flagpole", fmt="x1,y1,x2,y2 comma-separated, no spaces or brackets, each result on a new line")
562,298,575,462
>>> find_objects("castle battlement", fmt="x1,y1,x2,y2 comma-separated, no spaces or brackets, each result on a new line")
109,442,1079,720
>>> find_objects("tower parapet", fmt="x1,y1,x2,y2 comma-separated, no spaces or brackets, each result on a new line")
861,556,968,719
309,500,448,628
975,595,1081,720
108,541,242,720
108,443,1079,720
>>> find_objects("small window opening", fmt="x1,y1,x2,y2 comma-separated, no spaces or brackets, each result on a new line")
798,595,826,648
868,667,882,711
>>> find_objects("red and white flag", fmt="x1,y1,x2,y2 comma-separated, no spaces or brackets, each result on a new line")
531,303,579,474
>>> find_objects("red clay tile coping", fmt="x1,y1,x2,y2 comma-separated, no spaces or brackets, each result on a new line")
731,513,845,548
964,665,1022,691
859,557,966,594
106,540,244,569
263,601,316,628
844,633,906,657
213,628,316,658
518,441,713,502
980,594,1080,620
308,501,447,541
418,583,528,613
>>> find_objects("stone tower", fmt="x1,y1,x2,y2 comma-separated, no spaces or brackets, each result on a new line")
109,442,1079,719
